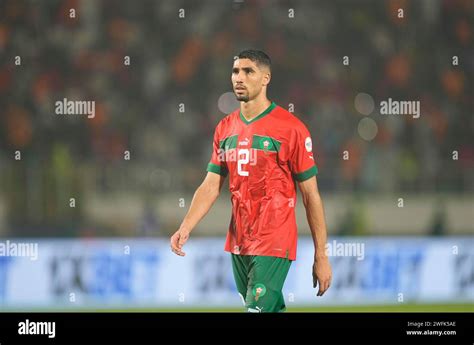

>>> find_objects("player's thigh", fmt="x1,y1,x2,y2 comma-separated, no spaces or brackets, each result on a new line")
231,254,251,300
245,255,292,312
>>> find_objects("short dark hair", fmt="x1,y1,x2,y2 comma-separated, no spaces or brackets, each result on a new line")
237,49,271,72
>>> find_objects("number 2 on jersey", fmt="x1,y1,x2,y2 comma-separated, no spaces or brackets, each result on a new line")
237,149,249,176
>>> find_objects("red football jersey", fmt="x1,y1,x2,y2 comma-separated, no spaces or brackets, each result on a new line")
207,102,318,260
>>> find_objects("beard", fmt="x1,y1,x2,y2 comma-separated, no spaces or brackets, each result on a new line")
234,91,250,102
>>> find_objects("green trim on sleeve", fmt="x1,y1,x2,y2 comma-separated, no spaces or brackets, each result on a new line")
293,165,318,182
207,163,228,177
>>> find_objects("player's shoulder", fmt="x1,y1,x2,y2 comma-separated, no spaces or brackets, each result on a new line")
215,109,238,129
273,104,311,134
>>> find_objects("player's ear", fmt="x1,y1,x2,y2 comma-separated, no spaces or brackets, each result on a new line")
262,72,271,86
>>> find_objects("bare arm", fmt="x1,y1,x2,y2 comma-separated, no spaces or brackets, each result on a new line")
170,172,226,256
298,176,332,296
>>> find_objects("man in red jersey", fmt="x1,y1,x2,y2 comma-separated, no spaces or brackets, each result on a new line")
171,50,332,312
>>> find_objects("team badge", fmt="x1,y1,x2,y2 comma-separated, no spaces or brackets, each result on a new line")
260,138,273,154
252,283,267,301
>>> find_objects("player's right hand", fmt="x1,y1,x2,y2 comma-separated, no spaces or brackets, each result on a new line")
170,228,190,256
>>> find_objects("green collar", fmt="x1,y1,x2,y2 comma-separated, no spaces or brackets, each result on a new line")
239,102,276,125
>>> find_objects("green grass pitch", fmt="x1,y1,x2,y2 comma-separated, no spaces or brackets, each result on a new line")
111,304,474,312
11,303,471,313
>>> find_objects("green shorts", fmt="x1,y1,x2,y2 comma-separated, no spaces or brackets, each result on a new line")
231,254,292,313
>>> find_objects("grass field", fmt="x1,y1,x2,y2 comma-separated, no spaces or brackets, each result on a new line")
112,304,474,312
6,303,472,313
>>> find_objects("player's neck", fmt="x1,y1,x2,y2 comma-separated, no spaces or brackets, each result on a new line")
240,98,272,122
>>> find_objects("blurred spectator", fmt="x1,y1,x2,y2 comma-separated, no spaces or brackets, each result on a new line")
0,0,472,236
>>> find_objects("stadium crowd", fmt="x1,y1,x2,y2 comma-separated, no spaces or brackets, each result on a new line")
0,0,472,234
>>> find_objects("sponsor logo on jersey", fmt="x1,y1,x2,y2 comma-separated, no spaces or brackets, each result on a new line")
239,138,250,146
248,307,263,313
248,306,263,312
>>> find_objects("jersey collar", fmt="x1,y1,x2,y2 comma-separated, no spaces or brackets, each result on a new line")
239,101,276,125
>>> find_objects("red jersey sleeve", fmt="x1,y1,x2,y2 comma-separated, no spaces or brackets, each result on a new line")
206,122,228,177
289,122,318,181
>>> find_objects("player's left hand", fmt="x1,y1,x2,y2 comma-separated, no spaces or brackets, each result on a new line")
313,256,332,296
170,228,190,256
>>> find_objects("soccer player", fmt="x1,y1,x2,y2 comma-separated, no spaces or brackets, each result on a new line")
170,49,332,312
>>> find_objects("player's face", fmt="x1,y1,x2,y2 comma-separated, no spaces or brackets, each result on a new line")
231,58,269,102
